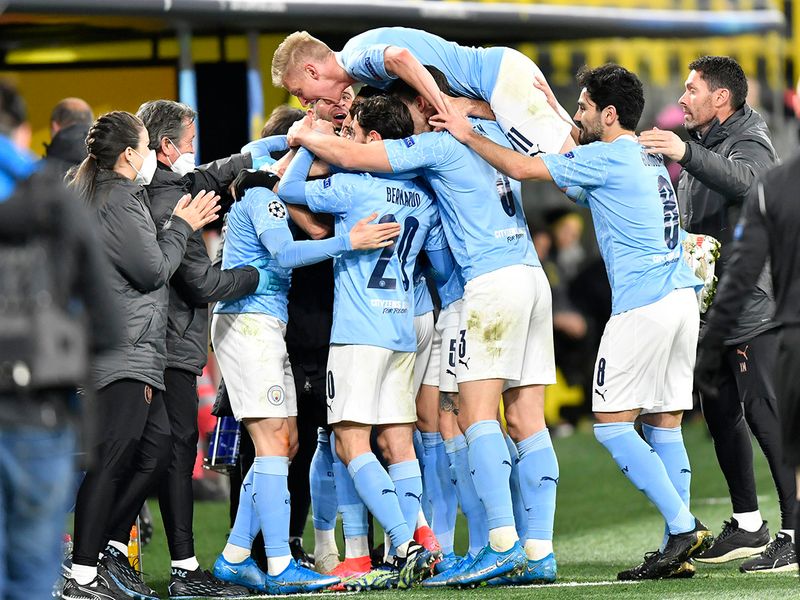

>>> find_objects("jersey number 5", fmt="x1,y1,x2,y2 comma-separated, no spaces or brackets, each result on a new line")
367,214,419,291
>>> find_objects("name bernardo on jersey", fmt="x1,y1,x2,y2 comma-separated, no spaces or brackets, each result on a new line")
386,187,422,207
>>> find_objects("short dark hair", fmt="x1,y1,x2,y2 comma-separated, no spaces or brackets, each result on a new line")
577,63,645,131
0,80,27,136
136,99,196,151
261,105,304,138
389,65,451,102
352,95,414,140
50,98,93,130
688,56,748,111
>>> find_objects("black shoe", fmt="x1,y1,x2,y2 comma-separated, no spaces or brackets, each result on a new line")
659,519,714,569
62,572,130,600
618,520,713,581
695,519,770,563
739,532,798,573
168,567,253,598
617,551,697,581
617,550,663,580
100,545,159,599
289,538,314,569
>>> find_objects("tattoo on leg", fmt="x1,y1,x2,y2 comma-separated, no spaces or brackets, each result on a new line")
440,392,459,415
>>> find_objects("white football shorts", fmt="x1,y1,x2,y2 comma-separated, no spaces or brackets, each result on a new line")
591,287,699,414
413,311,435,396
457,265,555,389
422,299,463,394
211,313,297,420
490,48,573,156
326,344,417,426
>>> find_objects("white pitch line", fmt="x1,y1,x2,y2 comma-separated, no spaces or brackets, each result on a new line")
510,580,641,589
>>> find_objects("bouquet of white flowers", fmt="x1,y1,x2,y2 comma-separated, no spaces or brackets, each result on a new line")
682,232,721,313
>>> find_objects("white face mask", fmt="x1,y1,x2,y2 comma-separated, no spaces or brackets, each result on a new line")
167,138,196,177
129,148,157,186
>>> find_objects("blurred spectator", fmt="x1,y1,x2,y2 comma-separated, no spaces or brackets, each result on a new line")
546,207,586,282
0,81,119,600
45,97,93,179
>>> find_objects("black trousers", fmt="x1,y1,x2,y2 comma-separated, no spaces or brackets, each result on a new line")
73,379,171,567
775,326,800,467
701,329,797,528
147,368,201,560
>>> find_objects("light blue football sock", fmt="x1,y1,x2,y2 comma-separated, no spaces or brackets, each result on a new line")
516,429,559,542
310,428,337,531
505,434,528,540
414,429,433,524
421,432,456,553
228,465,258,548
643,424,692,547
445,435,488,557
330,432,369,540
348,452,412,552
252,456,292,559
594,423,695,534
434,437,458,554
464,420,515,530
388,459,423,554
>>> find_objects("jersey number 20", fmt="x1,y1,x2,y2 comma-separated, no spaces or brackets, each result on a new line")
367,214,419,291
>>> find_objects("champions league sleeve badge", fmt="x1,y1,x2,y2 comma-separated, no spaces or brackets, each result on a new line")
268,200,287,219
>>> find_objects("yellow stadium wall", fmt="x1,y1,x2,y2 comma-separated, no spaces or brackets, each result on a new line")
0,66,177,159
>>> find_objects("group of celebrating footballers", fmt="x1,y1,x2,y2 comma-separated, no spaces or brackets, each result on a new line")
207,25,715,594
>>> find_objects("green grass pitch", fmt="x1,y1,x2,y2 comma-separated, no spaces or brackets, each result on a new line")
136,420,797,598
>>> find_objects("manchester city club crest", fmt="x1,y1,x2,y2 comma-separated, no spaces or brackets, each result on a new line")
268,200,286,219
267,385,285,406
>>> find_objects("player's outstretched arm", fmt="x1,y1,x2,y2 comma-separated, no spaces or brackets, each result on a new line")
384,46,448,115
288,114,393,172
277,147,315,206
532,76,579,145
429,106,552,182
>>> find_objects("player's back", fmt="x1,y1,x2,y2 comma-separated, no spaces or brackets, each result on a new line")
384,118,539,282
215,188,291,321
566,137,700,314
340,27,503,101
306,172,443,352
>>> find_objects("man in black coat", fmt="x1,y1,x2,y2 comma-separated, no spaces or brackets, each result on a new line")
132,99,279,597
640,56,795,572
44,97,93,179
695,147,800,574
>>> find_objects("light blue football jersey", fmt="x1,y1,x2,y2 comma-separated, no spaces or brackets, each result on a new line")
383,118,540,282
541,136,702,315
304,172,446,352
337,27,504,101
215,188,292,322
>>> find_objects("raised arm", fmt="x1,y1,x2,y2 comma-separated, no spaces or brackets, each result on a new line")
277,147,315,205
429,108,552,181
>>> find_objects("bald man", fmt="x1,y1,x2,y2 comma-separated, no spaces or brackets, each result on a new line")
46,97,94,179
